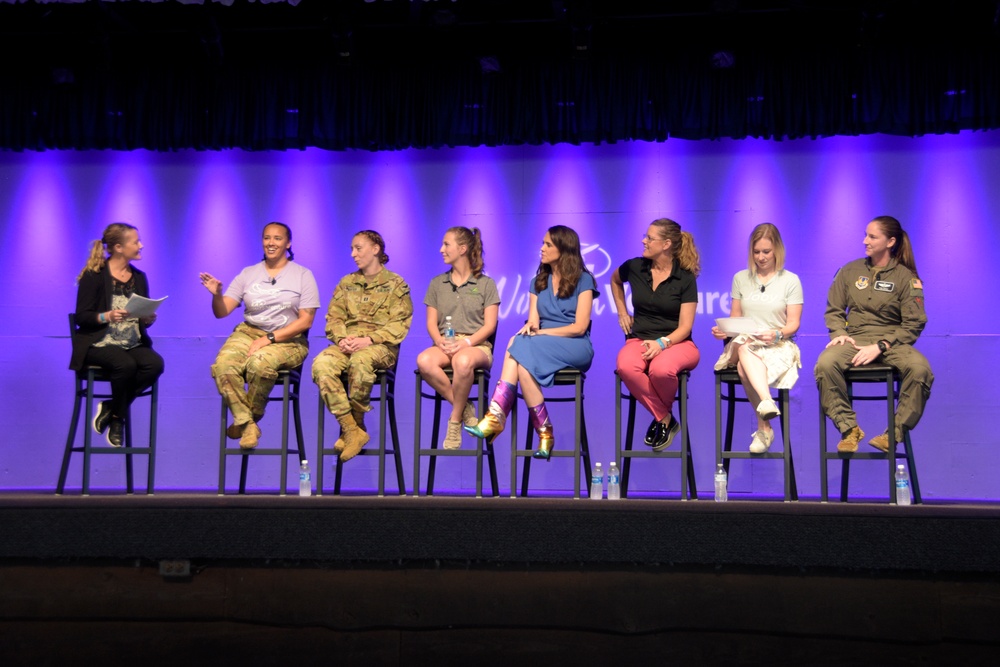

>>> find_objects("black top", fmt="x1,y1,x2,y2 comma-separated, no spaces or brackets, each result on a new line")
70,264,153,371
618,257,699,340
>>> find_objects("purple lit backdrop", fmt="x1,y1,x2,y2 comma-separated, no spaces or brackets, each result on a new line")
3,133,998,498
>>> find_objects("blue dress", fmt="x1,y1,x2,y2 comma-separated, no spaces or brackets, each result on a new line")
507,272,599,387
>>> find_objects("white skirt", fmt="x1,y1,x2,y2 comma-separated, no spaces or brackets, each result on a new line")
713,335,802,390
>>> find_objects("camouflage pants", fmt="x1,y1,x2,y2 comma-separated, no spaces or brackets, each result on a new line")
312,343,398,417
211,322,309,426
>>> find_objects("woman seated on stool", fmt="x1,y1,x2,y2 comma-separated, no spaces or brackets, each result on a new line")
312,230,413,463
611,218,701,452
200,222,319,449
814,215,932,453
465,225,597,459
72,223,165,447
416,227,500,450
711,223,803,453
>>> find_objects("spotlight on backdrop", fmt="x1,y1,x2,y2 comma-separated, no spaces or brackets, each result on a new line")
711,50,736,69
479,56,501,74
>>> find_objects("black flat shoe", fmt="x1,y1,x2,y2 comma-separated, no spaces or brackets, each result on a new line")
644,419,663,446
652,416,680,452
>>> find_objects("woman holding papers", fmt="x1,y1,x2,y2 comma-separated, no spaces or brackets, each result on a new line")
200,222,319,450
71,223,165,447
610,218,701,452
711,223,802,453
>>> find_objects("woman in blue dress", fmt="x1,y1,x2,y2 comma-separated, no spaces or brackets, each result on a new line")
465,225,598,459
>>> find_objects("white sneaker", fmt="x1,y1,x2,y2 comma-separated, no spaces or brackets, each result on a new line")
749,429,774,454
756,399,780,421
443,420,463,450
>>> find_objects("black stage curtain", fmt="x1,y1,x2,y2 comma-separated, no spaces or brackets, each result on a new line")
2,44,998,151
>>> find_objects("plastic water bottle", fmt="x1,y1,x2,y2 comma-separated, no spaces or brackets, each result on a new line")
444,316,455,343
895,464,911,505
299,460,312,497
607,461,621,500
714,463,728,502
590,462,604,500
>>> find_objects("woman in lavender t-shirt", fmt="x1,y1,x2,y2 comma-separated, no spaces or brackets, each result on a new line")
199,222,320,449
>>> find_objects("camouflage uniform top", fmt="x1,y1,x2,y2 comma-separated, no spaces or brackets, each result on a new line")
325,268,413,346
824,257,927,346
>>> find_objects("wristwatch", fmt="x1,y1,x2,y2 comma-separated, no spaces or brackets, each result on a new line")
663,337,672,348
876,340,888,354
266,332,276,343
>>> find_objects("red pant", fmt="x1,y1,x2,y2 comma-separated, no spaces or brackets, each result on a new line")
616,338,700,422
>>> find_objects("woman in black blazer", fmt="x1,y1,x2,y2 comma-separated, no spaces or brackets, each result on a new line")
71,223,164,447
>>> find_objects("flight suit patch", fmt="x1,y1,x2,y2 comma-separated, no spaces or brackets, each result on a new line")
874,281,894,292
855,276,869,290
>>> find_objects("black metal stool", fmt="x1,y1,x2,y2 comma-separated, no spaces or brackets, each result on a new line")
615,370,697,500
58,314,158,495
819,364,921,504
317,364,405,496
218,367,306,495
715,368,798,501
413,367,499,497
510,369,592,499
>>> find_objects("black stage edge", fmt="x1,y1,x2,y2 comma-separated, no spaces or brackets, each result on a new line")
2,494,999,665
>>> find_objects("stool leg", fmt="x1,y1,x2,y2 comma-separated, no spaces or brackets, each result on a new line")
412,374,422,498
219,399,229,495
903,432,921,504
388,393,405,495
82,370,96,496
621,397,636,498
146,382,158,494
57,380,84,494
316,397,326,496
520,417,533,498
427,394,443,495
124,413,135,494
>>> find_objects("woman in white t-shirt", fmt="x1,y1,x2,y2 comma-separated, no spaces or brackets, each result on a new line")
199,222,320,449
711,223,803,453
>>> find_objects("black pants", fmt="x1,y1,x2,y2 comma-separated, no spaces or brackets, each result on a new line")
83,345,165,419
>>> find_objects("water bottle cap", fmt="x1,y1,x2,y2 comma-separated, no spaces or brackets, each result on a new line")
302,460,309,465
897,464,905,471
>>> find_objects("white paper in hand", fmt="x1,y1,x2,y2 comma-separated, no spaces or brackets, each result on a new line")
715,317,760,337
125,294,168,318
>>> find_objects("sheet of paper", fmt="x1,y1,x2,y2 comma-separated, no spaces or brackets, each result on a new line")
715,317,760,337
125,294,168,318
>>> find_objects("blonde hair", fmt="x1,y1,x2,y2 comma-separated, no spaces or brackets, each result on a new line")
76,223,137,283
746,223,786,275
650,218,700,276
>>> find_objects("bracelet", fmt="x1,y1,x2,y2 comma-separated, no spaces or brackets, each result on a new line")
656,338,666,350
464,337,473,347
99,312,106,323
775,330,783,342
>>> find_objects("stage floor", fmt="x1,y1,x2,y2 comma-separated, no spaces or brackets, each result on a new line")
2,492,1000,665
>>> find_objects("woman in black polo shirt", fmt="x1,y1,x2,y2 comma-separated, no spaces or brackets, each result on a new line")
610,218,701,451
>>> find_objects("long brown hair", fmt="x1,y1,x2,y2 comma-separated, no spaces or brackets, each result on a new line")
651,218,700,276
447,226,485,277
533,225,592,299
871,215,919,278
76,223,137,283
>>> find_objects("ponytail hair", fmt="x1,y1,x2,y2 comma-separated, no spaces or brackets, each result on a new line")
872,215,919,278
355,230,390,265
76,223,137,283
448,226,485,277
650,218,701,276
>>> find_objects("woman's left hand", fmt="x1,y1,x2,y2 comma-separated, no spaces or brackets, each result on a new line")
140,314,157,328
640,339,661,360
248,336,271,355
850,343,881,367
756,329,779,345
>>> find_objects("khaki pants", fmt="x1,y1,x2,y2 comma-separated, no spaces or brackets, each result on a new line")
211,322,309,426
814,341,933,440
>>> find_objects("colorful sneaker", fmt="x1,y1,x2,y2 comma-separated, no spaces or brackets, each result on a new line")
749,428,774,454
756,398,780,421
836,425,864,453
443,420,463,450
